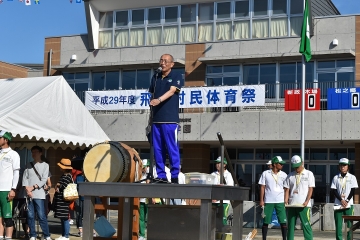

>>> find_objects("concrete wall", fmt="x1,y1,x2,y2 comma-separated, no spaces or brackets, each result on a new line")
93,110,360,143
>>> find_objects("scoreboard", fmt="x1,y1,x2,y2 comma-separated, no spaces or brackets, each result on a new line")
285,89,320,111
327,88,360,110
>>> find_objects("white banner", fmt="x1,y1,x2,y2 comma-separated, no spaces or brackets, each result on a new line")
85,85,265,111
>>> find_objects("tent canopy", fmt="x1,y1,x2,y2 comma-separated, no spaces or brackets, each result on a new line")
0,76,110,149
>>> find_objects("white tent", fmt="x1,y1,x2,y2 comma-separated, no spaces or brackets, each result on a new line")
0,76,110,149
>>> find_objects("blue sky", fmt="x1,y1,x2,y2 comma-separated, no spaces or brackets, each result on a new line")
0,0,359,64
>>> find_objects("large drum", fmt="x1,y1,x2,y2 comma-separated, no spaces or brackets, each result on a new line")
83,141,142,183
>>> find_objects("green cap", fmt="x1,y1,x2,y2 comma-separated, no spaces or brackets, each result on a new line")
0,130,12,141
214,156,227,164
339,158,350,165
142,159,150,167
272,156,286,164
291,155,303,168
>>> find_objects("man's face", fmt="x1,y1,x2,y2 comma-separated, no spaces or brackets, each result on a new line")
31,149,42,160
159,54,174,73
339,164,349,174
294,165,303,173
0,137,7,148
275,163,283,170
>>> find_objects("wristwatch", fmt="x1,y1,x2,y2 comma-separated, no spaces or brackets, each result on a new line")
346,199,350,203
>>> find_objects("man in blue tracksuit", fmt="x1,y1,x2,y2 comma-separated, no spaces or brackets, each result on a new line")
149,53,182,184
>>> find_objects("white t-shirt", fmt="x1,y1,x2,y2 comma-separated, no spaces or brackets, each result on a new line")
331,172,358,206
0,147,20,191
258,170,287,203
283,169,315,207
212,170,234,204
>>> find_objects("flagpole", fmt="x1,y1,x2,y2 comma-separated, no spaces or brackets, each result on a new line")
301,55,305,163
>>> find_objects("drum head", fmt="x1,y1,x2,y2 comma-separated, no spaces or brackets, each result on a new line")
84,142,128,182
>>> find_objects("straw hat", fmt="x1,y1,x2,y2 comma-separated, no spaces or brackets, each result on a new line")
57,158,73,170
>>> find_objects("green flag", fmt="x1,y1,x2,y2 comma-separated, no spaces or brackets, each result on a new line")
299,0,312,62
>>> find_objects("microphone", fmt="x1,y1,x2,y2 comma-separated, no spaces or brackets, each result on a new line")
155,67,162,73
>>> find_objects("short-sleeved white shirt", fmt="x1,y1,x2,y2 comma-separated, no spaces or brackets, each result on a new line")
283,169,315,207
0,147,21,191
212,170,234,203
258,170,287,203
331,172,358,206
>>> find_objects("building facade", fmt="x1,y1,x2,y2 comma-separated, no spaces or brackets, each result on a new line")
44,0,360,204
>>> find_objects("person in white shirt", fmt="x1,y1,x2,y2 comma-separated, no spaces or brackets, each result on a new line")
284,155,315,240
0,130,20,240
211,156,234,225
266,160,272,170
331,158,358,240
258,156,287,240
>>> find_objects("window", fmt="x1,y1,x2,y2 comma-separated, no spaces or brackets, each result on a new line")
238,149,254,160
92,72,105,91
310,148,328,160
63,72,90,102
98,0,299,48
148,8,161,24
273,0,287,15
99,12,113,28
132,9,144,25
235,0,249,17
181,4,196,22
254,0,268,16
106,71,120,90
165,6,178,23
116,11,128,27
206,65,241,86
122,70,136,90
217,2,231,19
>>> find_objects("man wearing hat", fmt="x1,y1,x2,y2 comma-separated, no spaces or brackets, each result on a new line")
266,160,273,170
211,156,234,225
331,158,358,240
284,155,315,240
258,156,288,240
0,130,20,239
139,159,150,240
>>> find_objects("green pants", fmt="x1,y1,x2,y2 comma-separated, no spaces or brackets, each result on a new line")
334,205,354,240
139,202,148,237
213,203,230,225
287,207,313,240
263,203,287,224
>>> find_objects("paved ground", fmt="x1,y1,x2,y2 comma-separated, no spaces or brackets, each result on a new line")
11,211,360,240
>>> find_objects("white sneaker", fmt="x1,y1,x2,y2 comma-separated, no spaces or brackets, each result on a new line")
45,237,53,240
30,237,36,240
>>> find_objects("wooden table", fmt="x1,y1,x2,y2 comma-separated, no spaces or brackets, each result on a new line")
79,182,250,240
342,215,360,240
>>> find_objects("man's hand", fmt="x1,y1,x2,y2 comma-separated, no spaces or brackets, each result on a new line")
7,190,15,201
341,199,348,208
302,200,309,207
259,200,265,207
150,99,161,106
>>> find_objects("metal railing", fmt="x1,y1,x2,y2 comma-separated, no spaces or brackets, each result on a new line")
75,80,358,114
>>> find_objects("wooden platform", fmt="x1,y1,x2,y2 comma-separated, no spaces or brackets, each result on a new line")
79,182,250,240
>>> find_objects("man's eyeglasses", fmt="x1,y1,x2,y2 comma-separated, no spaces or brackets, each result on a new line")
159,59,173,64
